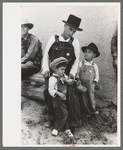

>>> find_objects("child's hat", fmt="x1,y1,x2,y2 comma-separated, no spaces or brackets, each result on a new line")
50,57,68,71
81,43,100,57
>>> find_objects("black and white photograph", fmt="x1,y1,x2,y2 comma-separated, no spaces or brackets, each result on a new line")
3,2,121,147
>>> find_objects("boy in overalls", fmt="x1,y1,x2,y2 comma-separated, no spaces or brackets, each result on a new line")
49,57,74,137
78,43,100,116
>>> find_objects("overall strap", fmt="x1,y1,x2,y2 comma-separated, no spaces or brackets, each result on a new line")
55,35,59,42
69,36,74,44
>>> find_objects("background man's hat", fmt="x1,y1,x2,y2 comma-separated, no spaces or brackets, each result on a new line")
62,14,83,31
50,57,68,71
21,19,34,29
82,43,100,57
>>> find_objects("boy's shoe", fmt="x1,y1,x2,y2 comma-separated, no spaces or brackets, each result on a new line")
65,129,74,138
52,129,58,136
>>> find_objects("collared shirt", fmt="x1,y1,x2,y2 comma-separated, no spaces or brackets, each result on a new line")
48,73,68,97
21,34,42,67
42,33,81,76
79,60,99,82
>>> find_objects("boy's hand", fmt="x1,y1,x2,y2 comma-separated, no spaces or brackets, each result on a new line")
77,84,87,92
56,91,66,100
66,79,75,85
93,81,103,90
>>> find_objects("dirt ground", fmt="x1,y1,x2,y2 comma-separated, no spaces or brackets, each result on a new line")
21,96,117,146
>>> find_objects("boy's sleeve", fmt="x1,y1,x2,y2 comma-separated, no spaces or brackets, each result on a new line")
48,76,57,97
93,63,99,82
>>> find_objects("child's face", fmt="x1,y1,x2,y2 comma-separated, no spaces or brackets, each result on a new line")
55,66,66,77
84,49,96,61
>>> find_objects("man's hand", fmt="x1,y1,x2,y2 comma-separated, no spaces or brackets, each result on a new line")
43,70,50,79
69,73,75,79
66,79,74,85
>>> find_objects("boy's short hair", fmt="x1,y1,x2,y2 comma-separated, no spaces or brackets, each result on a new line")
56,62,67,69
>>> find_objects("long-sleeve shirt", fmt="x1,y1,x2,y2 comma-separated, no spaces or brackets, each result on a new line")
49,73,68,97
79,60,99,82
42,33,81,76
21,34,42,68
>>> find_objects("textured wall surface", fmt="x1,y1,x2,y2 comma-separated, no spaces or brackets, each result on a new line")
21,3,120,104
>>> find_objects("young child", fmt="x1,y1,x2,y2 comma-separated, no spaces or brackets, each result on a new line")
48,57,74,137
78,42,100,116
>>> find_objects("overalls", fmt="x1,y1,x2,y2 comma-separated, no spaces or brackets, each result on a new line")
78,61,97,115
52,74,69,132
44,35,80,127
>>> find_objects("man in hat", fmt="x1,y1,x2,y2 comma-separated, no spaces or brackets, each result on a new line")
21,19,42,80
42,14,82,131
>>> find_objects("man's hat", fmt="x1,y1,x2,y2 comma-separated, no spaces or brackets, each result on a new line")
50,57,68,71
21,19,34,29
81,43,100,57
62,14,83,31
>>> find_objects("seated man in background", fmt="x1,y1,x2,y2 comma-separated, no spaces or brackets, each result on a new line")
21,19,42,81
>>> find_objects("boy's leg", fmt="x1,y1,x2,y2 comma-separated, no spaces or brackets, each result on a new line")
53,96,69,132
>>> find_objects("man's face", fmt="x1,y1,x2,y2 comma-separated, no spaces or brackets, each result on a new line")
21,24,29,36
63,24,76,40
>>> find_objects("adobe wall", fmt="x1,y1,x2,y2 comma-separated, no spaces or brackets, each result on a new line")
21,3,119,104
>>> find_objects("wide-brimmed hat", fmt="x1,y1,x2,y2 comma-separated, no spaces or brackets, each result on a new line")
82,43,100,57
21,19,34,29
50,57,68,71
62,14,83,31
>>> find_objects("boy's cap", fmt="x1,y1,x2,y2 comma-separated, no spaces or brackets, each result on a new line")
50,57,68,71
81,42,100,57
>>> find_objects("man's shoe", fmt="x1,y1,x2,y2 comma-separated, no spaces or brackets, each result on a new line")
52,129,58,136
65,129,74,138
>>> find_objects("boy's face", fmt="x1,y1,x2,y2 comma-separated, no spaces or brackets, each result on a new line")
55,66,66,77
21,24,29,36
84,49,96,61
63,24,76,40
